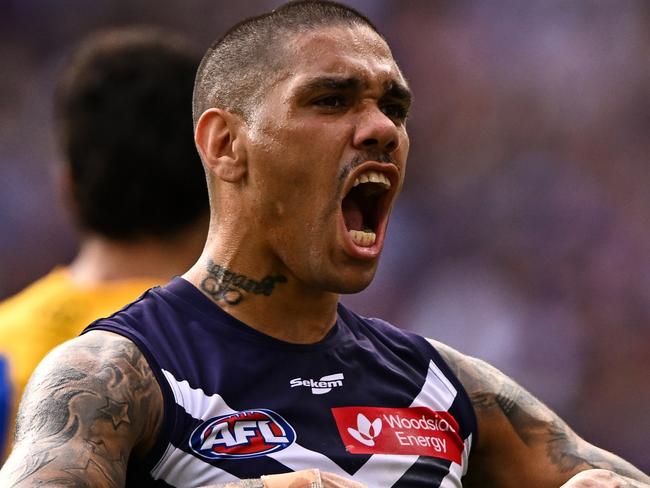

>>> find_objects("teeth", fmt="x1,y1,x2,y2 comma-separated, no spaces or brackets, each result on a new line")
349,229,377,247
352,170,391,189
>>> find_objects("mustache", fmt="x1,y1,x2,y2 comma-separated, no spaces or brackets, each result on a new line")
337,151,396,186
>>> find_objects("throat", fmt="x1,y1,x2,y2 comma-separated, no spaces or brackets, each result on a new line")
222,289,340,344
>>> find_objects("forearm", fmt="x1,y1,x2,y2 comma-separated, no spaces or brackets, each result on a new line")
620,475,650,488
560,468,650,487
583,446,650,483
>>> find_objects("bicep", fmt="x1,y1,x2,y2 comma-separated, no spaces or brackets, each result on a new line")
432,340,650,487
0,331,163,487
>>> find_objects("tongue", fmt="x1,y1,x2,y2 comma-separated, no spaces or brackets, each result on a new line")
342,197,364,231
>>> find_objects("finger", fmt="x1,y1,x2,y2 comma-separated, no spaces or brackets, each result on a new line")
320,471,368,487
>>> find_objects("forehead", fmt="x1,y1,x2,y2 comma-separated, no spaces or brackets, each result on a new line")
281,25,407,92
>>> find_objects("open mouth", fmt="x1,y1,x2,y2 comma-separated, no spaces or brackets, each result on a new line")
341,169,393,247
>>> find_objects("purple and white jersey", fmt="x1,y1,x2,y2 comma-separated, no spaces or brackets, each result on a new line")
83,277,477,487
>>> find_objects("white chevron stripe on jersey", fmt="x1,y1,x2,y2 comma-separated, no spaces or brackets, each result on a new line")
438,435,473,488
440,460,464,488
271,359,458,487
460,434,472,477
268,441,354,477
162,369,233,420
352,360,463,487
413,359,457,410
154,364,467,487
151,370,243,485
162,370,355,479
151,445,240,486
354,453,421,486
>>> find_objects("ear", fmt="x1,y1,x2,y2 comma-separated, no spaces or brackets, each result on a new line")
195,108,247,183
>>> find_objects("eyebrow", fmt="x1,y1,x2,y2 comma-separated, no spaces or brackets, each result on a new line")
295,76,363,97
385,81,413,107
294,75,412,105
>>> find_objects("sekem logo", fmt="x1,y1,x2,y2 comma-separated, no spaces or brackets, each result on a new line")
189,409,296,460
289,373,344,394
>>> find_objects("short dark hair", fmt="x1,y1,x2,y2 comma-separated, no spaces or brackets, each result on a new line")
193,0,380,124
55,27,208,240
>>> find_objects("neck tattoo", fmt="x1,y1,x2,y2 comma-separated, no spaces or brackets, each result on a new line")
200,259,287,305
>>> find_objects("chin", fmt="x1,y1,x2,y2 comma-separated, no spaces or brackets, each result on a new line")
336,281,372,295
322,269,376,295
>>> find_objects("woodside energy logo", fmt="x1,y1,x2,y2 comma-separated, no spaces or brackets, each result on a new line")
331,406,464,463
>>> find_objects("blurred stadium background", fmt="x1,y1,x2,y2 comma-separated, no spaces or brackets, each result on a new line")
1,0,648,471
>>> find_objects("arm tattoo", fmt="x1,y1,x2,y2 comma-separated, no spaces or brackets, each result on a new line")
435,341,650,485
200,259,287,306
1,332,162,487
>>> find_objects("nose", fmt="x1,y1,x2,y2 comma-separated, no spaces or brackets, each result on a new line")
352,103,399,154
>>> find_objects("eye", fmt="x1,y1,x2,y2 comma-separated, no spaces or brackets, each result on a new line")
380,102,409,123
313,94,348,109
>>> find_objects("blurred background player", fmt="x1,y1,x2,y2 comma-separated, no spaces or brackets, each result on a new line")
0,26,208,459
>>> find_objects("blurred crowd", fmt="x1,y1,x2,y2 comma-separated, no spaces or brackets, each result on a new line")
1,0,648,470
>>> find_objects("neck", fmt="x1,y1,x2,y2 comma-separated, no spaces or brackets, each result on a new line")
69,222,207,285
184,233,340,345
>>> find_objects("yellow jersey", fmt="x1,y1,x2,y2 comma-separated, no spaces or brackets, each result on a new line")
0,267,158,459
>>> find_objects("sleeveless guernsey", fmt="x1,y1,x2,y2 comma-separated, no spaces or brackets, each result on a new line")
83,277,477,487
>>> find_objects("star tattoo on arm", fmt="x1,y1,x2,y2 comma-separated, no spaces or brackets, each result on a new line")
99,398,131,430
0,331,163,488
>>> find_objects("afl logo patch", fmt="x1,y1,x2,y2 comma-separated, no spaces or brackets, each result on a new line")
189,409,296,460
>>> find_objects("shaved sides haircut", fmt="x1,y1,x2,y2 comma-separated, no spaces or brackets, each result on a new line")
192,0,380,124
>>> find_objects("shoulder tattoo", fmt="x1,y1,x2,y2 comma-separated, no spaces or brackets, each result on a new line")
3,332,162,487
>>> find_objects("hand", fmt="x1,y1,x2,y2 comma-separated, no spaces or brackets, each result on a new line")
560,469,648,487
198,469,368,488
319,471,367,487
262,469,367,488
